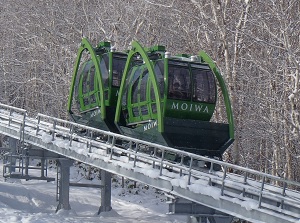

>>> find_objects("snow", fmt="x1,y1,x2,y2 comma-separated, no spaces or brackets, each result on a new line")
0,159,187,223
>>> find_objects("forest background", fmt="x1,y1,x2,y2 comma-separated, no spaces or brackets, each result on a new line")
0,0,299,182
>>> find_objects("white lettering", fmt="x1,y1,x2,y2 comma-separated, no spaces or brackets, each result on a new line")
170,102,209,113
143,120,158,131
90,109,100,118
181,103,188,110
171,102,179,110
195,104,203,112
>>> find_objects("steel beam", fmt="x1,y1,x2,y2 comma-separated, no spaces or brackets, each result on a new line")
98,170,112,214
56,158,73,212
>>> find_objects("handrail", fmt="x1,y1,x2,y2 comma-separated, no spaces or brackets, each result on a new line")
2,107,300,190
0,103,300,222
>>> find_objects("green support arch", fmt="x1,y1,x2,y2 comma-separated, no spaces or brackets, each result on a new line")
115,41,164,132
67,38,106,120
199,50,234,140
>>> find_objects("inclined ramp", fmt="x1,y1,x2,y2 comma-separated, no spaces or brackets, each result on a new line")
0,103,300,223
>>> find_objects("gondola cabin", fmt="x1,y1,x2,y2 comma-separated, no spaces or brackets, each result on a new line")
114,41,234,158
67,38,127,133
68,38,234,159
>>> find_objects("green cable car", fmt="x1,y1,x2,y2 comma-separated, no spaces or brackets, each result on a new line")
114,41,234,158
68,38,234,159
67,38,128,133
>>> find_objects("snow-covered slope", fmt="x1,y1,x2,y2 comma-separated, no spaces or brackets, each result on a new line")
0,160,186,223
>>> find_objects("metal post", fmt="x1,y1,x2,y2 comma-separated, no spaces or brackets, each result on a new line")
188,157,193,185
281,181,287,209
133,143,139,167
159,150,165,176
8,137,17,173
242,172,248,197
180,155,184,176
258,176,266,208
98,170,112,214
56,159,73,212
41,157,45,178
25,154,29,179
152,147,157,168
221,166,227,196
52,120,56,141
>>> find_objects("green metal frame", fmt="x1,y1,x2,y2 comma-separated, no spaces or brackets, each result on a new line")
115,41,164,132
199,50,234,140
67,38,106,120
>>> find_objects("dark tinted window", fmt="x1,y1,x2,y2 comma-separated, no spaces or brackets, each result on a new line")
131,77,139,104
192,69,216,103
112,55,127,87
154,61,164,98
100,54,109,87
89,67,95,91
81,64,89,94
122,66,143,106
167,64,191,100
140,72,148,102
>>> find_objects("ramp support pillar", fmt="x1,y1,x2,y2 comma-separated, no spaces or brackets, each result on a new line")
56,158,73,212
98,170,112,214
8,137,18,172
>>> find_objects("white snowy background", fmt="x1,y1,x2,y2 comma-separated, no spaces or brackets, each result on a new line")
0,158,187,223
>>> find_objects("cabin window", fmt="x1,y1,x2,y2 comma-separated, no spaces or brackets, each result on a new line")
130,69,149,117
78,62,100,108
154,61,164,98
140,72,148,102
167,65,191,100
192,69,216,103
100,54,109,88
112,55,127,87
131,76,139,104
150,86,157,113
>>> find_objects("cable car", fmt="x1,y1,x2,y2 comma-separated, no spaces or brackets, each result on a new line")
114,41,234,158
68,38,234,159
67,38,127,132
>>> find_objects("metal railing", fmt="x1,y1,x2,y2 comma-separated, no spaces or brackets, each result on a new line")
1,103,300,222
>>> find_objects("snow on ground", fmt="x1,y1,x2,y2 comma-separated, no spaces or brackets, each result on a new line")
0,159,187,223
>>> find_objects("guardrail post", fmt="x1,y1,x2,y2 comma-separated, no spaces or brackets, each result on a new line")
209,161,214,173
221,166,228,196
188,157,193,185
133,143,139,167
159,150,165,176
88,130,93,153
242,172,248,197
52,120,56,141
36,115,41,135
69,125,74,147
19,122,25,148
109,136,116,160
152,147,157,168
8,109,12,126
280,181,287,209
179,155,184,176
127,141,133,161
258,176,266,208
